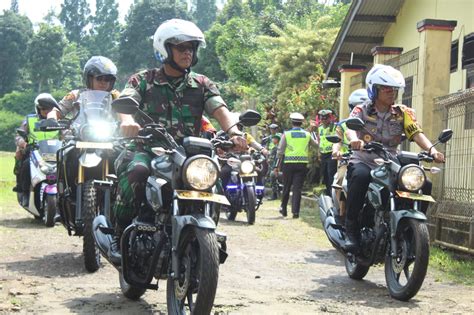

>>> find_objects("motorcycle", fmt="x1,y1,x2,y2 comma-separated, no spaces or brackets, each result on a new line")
15,130,61,227
319,117,453,301
93,99,261,313
217,138,265,225
46,90,118,272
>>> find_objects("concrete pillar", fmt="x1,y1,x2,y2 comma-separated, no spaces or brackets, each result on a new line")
371,46,403,65
338,64,366,119
416,19,457,139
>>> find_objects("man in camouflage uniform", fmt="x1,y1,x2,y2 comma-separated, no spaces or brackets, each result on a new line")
112,19,246,262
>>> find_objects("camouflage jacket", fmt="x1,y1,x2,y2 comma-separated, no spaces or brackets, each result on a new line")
119,67,226,140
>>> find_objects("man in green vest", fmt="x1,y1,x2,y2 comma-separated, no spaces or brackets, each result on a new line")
316,109,338,196
275,113,317,218
13,93,59,203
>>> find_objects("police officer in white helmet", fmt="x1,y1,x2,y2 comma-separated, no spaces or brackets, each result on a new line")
275,113,317,218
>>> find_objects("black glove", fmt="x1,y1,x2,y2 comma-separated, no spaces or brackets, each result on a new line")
37,118,60,131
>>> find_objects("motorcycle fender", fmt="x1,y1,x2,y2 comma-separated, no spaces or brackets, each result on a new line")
44,184,57,195
390,209,427,238
318,195,334,225
79,151,102,168
172,214,216,249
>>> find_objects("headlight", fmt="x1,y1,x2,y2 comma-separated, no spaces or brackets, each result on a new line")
398,165,426,192
80,122,116,141
240,160,255,174
40,162,55,175
183,155,219,191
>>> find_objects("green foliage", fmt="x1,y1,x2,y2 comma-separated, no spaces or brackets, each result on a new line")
28,23,67,93
191,0,217,32
430,246,474,286
60,42,88,91
59,0,91,44
0,110,23,151
215,18,259,85
118,0,190,75
193,23,228,82
216,0,251,24
0,11,33,96
89,0,121,61
10,0,19,13
0,90,37,116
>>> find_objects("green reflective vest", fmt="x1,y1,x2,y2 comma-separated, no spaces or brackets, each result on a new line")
318,124,336,154
26,114,59,144
339,121,349,154
284,128,310,164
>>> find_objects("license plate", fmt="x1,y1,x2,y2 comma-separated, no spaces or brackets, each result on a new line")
240,172,258,177
76,141,113,149
176,190,230,206
396,191,436,202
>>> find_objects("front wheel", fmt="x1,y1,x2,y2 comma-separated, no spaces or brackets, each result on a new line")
119,271,147,300
43,195,57,227
244,185,256,225
167,227,219,315
345,254,370,280
385,219,429,301
82,180,101,272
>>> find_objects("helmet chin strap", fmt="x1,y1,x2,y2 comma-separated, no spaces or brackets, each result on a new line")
165,59,189,75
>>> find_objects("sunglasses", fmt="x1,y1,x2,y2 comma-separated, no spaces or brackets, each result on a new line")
95,75,115,83
378,85,400,92
172,44,194,53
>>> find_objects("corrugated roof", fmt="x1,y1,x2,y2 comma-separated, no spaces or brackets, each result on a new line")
325,0,405,78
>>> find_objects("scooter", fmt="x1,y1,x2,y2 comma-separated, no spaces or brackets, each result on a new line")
16,130,61,227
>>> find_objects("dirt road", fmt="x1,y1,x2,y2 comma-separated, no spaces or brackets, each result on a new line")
0,199,472,314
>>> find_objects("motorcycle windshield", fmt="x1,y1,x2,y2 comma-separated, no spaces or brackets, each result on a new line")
72,90,117,142
37,139,62,161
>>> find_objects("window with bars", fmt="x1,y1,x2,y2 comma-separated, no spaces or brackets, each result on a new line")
402,76,413,107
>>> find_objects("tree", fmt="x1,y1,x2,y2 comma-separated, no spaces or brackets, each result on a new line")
59,0,91,44
118,0,189,75
89,0,121,61
28,23,67,92
0,11,33,96
216,0,251,24
0,109,23,151
193,23,227,82
191,0,217,32
10,0,19,13
60,42,89,91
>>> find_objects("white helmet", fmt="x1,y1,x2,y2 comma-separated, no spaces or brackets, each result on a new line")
34,93,58,119
153,19,206,67
348,88,369,110
290,112,304,123
365,64,405,100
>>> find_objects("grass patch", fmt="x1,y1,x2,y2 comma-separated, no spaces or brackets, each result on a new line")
430,245,474,286
0,151,16,182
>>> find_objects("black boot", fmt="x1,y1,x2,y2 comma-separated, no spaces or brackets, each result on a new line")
279,206,287,217
267,192,278,201
344,220,359,252
108,225,123,265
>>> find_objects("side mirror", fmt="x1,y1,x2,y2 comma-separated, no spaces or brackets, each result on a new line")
438,129,453,143
239,110,261,127
16,128,28,139
345,117,365,131
326,135,341,144
112,97,140,115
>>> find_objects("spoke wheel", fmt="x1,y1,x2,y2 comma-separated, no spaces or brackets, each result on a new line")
83,180,101,272
167,228,219,315
385,219,429,301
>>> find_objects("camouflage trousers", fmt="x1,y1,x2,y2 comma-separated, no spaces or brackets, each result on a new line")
113,149,152,228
